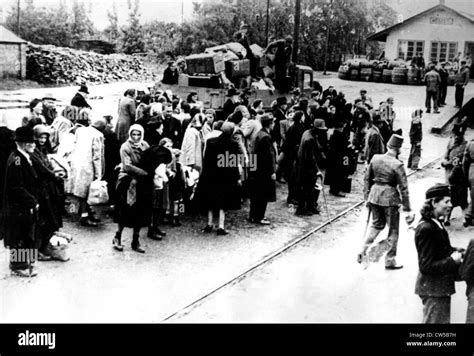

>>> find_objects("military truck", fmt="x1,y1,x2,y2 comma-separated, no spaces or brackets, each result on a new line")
152,44,315,113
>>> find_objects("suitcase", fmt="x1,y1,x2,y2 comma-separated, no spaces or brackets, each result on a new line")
187,74,221,88
185,53,225,74
225,59,251,78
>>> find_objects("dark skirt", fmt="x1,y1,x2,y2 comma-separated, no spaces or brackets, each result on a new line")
114,175,152,228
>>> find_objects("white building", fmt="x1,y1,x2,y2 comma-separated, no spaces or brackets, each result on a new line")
368,0,474,71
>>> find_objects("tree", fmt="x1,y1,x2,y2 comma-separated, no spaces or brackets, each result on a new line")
104,2,120,44
120,0,146,54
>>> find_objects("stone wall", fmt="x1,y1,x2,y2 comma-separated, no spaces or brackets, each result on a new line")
0,43,26,79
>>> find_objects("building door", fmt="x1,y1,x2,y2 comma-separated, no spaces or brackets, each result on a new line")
465,42,474,79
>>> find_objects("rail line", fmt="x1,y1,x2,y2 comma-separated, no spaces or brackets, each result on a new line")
161,157,441,322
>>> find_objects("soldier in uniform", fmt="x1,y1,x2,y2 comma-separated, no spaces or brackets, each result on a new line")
2,127,40,277
358,134,414,269
414,184,464,323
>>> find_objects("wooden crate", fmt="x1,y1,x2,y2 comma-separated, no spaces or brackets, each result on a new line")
185,53,225,75
225,59,251,78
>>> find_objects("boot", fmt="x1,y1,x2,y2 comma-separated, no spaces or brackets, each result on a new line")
112,232,124,251
147,226,165,240
131,234,145,253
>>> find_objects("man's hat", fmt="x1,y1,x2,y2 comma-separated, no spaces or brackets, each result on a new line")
14,126,35,143
311,90,320,97
33,124,50,138
360,89,367,94
313,118,327,130
276,97,287,106
41,94,57,101
372,113,383,124
452,122,466,135
226,88,240,97
260,113,274,125
79,85,89,94
292,88,301,95
425,184,450,199
387,134,403,149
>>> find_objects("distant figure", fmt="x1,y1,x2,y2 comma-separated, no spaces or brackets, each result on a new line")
408,109,423,170
71,85,92,110
162,61,179,85
116,89,137,144
424,64,441,114
454,60,470,108
411,52,425,69
264,35,293,91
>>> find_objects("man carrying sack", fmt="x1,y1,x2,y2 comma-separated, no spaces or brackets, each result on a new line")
358,134,415,270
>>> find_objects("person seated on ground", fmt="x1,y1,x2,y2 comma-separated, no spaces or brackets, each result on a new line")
162,61,179,85
358,89,374,110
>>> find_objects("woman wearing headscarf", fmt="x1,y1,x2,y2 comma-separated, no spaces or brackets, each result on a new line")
200,122,241,235
113,124,150,253
116,89,137,144
30,125,66,261
180,113,205,174
22,99,46,128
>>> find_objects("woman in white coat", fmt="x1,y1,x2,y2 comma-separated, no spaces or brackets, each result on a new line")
65,109,105,227
180,114,205,174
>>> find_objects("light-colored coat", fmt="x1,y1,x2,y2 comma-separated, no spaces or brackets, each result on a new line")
116,96,137,144
65,126,104,199
180,127,204,173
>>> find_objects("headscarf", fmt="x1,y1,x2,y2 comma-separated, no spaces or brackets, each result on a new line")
128,124,145,149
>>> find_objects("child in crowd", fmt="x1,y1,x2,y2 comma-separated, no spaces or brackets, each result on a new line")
408,109,423,170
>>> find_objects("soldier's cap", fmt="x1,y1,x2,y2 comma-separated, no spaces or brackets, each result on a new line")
79,85,89,94
387,134,403,149
360,89,367,94
425,184,450,200
372,113,383,123
42,94,57,101
226,88,240,97
14,126,35,143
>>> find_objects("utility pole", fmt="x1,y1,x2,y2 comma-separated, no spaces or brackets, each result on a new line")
292,0,301,63
265,0,270,47
16,0,20,35
180,0,184,54
323,0,333,75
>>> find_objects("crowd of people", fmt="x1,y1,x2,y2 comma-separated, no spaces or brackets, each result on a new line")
0,77,472,307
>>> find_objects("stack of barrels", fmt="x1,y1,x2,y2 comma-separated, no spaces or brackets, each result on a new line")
407,67,421,85
391,67,408,84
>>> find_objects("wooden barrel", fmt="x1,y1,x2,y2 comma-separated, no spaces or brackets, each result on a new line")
349,68,359,81
382,69,392,83
338,65,350,80
372,70,382,82
407,67,420,85
359,68,372,82
448,72,456,86
391,67,408,84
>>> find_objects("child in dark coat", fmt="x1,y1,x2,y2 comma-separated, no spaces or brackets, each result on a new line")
408,109,423,170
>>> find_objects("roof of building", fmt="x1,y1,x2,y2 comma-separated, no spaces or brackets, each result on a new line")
0,25,26,43
367,3,474,42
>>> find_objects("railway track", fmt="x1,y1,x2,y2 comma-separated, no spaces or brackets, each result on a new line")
161,157,442,322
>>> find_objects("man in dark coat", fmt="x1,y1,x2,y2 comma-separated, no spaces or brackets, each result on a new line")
326,119,351,197
364,113,386,164
293,118,326,216
424,64,441,114
351,99,371,159
2,127,40,277
359,134,414,269
71,85,92,109
437,62,449,106
272,96,287,148
248,114,276,225
322,86,337,101
0,114,15,207
162,103,183,148
162,61,179,85
264,36,293,91
414,184,464,323
222,88,240,120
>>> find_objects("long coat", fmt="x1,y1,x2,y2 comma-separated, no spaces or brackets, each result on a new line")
163,115,183,149
280,121,305,181
248,129,276,202
116,96,137,144
414,218,459,297
180,127,204,173
199,134,241,211
31,147,63,242
0,127,15,206
364,125,386,163
293,129,323,196
65,126,104,199
325,129,350,187
2,150,39,248
443,137,468,208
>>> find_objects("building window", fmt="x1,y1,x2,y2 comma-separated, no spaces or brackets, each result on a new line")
397,40,424,61
430,41,458,62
